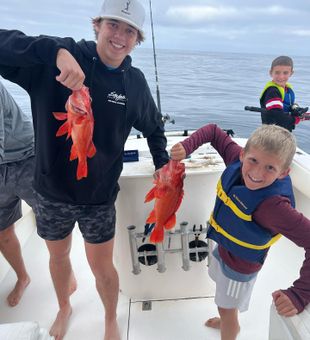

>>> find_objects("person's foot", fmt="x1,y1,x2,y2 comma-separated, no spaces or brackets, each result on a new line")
205,317,221,329
7,275,30,307
104,319,121,340
49,304,72,340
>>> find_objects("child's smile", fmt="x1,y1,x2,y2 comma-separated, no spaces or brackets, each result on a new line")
239,146,290,190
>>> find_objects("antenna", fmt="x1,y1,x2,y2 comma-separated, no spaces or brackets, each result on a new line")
149,0,161,113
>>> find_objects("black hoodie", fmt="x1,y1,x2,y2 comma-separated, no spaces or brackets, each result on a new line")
0,29,169,204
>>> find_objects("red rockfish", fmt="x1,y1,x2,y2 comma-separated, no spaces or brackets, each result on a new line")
53,85,96,180
144,160,185,243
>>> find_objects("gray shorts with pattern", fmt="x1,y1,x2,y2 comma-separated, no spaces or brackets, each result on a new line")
0,156,35,231
34,192,116,244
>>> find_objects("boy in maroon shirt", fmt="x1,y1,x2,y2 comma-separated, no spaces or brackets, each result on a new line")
171,124,310,340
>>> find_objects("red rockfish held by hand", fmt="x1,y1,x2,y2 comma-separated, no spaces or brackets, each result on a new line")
144,160,185,243
53,85,96,180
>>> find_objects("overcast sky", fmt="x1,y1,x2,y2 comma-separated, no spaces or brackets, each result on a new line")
1,0,310,56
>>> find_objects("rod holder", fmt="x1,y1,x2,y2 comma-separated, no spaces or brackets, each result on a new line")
127,221,209,274
156,242,166,273
127,225,141,275
180,221,190,271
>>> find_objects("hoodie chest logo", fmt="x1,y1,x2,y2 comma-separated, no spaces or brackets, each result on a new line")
107,91,127,106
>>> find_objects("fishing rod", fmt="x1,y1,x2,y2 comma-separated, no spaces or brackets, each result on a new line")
149,0,161,113
244,105,310,120
149,0,175,125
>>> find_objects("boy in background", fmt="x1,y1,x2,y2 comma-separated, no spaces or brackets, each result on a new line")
171,124,310,340
260,55,308,132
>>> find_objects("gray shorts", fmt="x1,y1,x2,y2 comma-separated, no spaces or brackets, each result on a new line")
0,156,35,231
34,192,116,244
208,251,257,312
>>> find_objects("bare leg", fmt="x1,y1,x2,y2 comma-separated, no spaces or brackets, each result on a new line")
0,224,30,306
85,238,120,340
46,235,77,340
205,307,240,340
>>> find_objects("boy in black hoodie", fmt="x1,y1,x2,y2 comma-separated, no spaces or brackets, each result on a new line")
0,0,169,339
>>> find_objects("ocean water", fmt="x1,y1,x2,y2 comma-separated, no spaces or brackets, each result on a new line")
2,49,310,152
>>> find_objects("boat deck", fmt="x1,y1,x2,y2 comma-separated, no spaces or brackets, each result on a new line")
0,134,308,339
0,220,303,340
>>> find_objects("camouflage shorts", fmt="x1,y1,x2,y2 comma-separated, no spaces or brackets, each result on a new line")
34,192,116,243
0,156,35,230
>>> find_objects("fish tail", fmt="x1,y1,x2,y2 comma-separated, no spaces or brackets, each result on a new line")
150,225,164,243
77,160,87,180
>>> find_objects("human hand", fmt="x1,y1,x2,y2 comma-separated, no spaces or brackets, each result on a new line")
153,168,161,180
56,48,85,91
170,143,186,160
272,290,298,317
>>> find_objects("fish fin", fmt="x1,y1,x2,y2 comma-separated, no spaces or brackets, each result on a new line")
150,225,164,243
53,112,67,121
70,144,78,161
87,142,96,158
164,214,176,230
56,122,69,137
146,210,156,223
144,187,156,202
66,125,72,139
77,160,87,180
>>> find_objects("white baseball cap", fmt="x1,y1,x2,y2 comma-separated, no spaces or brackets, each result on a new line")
99,0,145,34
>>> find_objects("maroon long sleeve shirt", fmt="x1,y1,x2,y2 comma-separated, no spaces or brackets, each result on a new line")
181,124,310,313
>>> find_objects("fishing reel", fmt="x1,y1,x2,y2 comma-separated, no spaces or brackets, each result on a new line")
290,103,309,117
162,113,175,125
188,224,209,262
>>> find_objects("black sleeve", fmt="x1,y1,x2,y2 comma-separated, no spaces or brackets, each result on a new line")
133,76,169,169
0,29,70,67
260,87,295,131
0,29,77,91
146,125,169,170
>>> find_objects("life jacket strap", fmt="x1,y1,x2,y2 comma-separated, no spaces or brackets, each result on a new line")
209,213,282,250
217,180,252,221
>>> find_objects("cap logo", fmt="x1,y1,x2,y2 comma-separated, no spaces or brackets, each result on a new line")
121,1,131,15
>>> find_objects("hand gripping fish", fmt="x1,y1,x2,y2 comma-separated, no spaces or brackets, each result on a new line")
53,85,96,180
144,160,185,243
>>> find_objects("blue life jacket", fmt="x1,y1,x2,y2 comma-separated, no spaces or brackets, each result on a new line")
283,87,295,112
208,160,295,264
